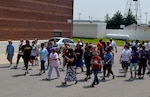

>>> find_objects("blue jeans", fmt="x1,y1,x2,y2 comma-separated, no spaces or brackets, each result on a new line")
92,69,99,85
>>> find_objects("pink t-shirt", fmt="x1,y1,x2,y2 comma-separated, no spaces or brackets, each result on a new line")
49,52,59,67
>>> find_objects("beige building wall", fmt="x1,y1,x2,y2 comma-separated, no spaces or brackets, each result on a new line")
73,23,106,38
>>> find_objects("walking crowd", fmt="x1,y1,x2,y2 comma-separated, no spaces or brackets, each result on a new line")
5,38,150,87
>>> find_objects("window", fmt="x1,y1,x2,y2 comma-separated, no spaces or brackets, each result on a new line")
53,30,62,37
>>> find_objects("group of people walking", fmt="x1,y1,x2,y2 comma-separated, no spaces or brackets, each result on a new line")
121,40,150,80
5,38,150,87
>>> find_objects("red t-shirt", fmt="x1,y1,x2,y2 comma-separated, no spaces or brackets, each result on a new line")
97,42,102,51
91,56,102,69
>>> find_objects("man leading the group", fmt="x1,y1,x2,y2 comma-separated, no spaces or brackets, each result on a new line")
22,40,32,75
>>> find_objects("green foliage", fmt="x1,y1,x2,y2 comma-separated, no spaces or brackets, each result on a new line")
106,10,137,29
124,10,137,26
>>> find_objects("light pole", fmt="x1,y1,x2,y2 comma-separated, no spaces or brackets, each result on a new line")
89,16,93,23
145,12,148,25
79,13,82,21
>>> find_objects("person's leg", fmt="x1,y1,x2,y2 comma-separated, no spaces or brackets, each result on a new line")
29,59,34,70
62,57,66,71
130,63,133,78
79,57,84,72
35,57,39,65
92,69,99,87
134,63,138,78
138,61,142,78
16,54,21,65
41,60,44,72
40,60,45,73
46,56,50,70
22,56,26,67
55,66,60,78
24,58,29,75
124,61,128,77
7,54,13,65
108,65,115,79
24,59,28,70
102,65,107,80
147,62,150,74
87,64,91,78
47,65,53,79
142,61,147,78
85,64,91,80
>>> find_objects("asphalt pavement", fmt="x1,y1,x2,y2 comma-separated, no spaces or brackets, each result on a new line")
0,40,150,97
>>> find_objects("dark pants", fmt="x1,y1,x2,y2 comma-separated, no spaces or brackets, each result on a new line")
41,60,45,71
92,69,99,85
103,64,114,77
16,54,24,65
85,63,91,76
103,64,108,77
138,59,147,76
107,65,114,76
24,57,30,70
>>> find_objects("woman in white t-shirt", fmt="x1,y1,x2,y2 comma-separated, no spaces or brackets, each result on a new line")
46,48,60,80
120,45,131,77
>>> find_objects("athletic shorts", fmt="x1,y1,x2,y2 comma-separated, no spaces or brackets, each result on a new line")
7,54,13,61
30,56,36,60
121,61,129,69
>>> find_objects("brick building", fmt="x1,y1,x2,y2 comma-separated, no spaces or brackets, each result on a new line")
0,0,73,40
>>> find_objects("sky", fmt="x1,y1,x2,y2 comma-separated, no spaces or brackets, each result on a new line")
74,0,150,23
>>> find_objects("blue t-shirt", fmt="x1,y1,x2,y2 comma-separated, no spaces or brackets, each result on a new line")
7,44,14,55
130,51,139,63
103,52,112,65
39,48,48,61
46,46,53,55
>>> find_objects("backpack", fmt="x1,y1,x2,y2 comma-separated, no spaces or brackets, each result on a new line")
140,50,149,60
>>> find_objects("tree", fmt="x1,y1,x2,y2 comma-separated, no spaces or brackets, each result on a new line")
106,10,137,29
106,11,124,29
104,14,110,23
124,10,137,26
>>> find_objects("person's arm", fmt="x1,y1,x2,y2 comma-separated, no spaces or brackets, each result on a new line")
6,46,8,55
36,46,39,56
120,55,122,62
12,45,15,56
115,42,117,53
65,56,74,63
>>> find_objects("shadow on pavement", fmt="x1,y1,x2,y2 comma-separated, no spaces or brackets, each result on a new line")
83,85,93,88
12,73,25,77
78,79,87,82
116,75,126,78
56,83,75,88
0,65,10,68
10,67,23,70
41,78,58,81
124,79,135,82
99,79,113,82
30,73,41,76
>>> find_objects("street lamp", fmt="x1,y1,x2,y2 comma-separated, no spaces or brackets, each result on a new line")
89,16,93,23
145,12,148,25
79,13,82,21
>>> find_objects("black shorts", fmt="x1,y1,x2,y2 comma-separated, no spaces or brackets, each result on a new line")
121,61,129,69
30,56,36,60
